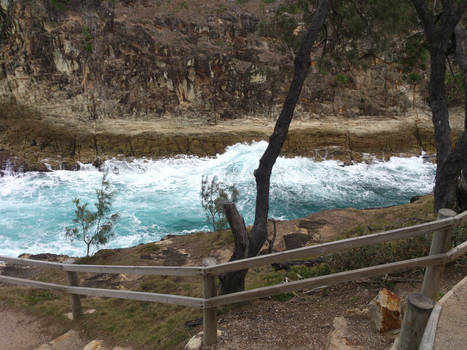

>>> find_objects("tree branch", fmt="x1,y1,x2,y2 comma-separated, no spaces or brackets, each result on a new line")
249,0,330,257
412,0,435,40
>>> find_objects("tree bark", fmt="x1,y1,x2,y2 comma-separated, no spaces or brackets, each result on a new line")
454,24,467,130
435,132,467,211
429,49,451,169
220,0,330,295
411,0,467,211
434,23,467,212
249,0,330,258
219,202,249,295
454,24,467,212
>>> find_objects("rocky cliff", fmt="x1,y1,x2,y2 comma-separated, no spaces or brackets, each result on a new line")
0,0,416,119
0,0,453,171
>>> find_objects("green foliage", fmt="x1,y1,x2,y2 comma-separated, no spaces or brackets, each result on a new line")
324,0,418,70
66,171,119,257
399,36,429,73
262,271,284,286
236,0,249,4
275,0,307,15
262,0,276,4
177,0,188,10
272,293,294,301
335,73,350,86
26,290,56,306
216,2,227,14
258,14,300,50
50,0,70,11
82,26,93,53
200,175,239,232
446,71,465,106
407,72,423,84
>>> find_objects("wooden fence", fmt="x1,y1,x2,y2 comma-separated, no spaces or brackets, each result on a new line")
1,209,467,347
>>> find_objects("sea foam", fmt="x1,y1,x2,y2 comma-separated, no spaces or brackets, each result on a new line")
0,141,435,257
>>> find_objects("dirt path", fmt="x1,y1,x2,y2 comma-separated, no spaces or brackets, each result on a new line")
0,306,56,350
435,275,467,350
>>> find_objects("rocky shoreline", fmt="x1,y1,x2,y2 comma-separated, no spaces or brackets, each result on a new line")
2,104,465,172
1,0,465,173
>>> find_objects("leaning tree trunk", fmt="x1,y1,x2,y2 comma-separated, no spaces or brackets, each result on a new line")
434,23,467,212
219,0,330,295
219,203,249,295
410,0,467,212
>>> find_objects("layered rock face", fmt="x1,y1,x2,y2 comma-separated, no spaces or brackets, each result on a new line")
0,0,443,170
0,0,412,121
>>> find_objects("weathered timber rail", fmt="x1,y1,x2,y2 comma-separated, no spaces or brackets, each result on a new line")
1,209,467,347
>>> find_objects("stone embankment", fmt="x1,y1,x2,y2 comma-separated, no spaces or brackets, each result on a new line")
3,105,465,172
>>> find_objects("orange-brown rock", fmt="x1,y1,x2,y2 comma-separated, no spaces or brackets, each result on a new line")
368,288,402,333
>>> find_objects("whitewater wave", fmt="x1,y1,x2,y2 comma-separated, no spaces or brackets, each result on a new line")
0,141,435,257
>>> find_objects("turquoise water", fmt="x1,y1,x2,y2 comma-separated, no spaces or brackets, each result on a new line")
0,141,436,257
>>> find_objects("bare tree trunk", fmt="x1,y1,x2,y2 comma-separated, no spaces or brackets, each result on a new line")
219,0,330,295
248,0,330,258
219,203,249,294
454,24,467,130
454,24,467,212
435,132,467,211
434,23,467,211
429,49,451,169
410,0,467,212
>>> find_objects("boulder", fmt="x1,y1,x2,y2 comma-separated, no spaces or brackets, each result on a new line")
83,340,108,350
35,330,85,350
283,233,310,250
325,316,363,350
184,330,223,350
368,288,402,333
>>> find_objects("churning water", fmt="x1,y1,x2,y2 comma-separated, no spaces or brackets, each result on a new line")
0,141,436,257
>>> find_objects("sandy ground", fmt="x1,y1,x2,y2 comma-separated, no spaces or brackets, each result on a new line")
435,275,467,350
0,306,53,350
76,110,439,136
45,106,465,138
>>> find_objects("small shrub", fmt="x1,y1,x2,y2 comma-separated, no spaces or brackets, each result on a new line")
258,14,300,49
335,73,350,87
26,290,56,305
178,0,188,9
82,26,93,53
272,293,294,301
216,3,226,14
50,0,70,11
66,171,119,257
200,175,239,232
262,271,284,286
407,72,423,84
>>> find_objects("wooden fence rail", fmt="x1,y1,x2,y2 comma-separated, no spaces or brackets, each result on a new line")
1,209,467,347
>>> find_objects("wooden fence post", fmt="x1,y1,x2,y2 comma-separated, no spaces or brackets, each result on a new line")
398,293,434,350
421,208,456,301
202,258,217,347
66,271,82,320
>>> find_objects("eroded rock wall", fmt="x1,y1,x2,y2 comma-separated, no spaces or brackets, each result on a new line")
0,0,412,121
